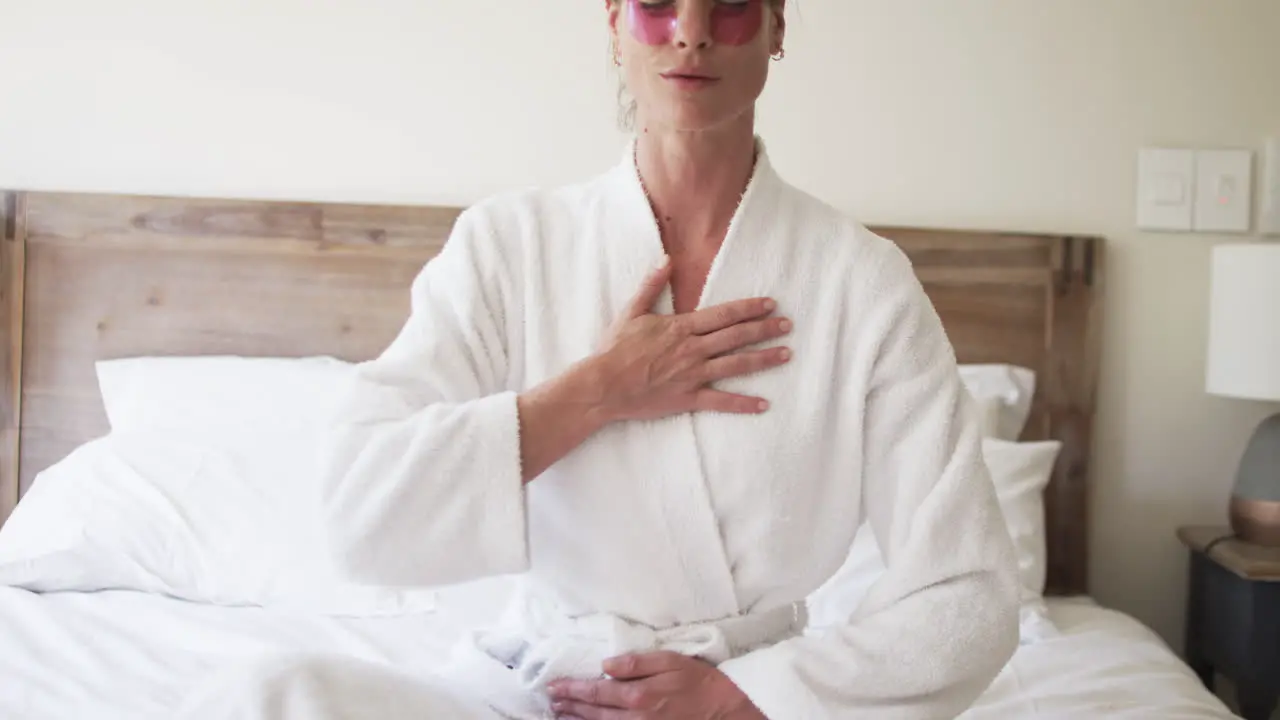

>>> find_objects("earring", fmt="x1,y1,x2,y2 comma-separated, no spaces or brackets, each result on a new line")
771,48,786,62
612,41,622,67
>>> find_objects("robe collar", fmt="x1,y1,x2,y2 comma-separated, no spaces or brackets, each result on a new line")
609,134,785,314
614,134,780,216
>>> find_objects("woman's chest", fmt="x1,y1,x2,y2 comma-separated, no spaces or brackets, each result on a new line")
667,250,717,315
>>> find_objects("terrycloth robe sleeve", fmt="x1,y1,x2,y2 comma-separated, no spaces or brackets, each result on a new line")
717,246,1021,719
316,206,529,589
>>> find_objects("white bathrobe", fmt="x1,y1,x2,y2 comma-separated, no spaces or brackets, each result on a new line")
267,138,1019,719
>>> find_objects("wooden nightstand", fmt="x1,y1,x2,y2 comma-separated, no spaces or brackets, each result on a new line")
1179,526,1280,720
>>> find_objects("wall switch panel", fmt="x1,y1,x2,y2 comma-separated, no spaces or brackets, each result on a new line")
1194,149,1253,233
1137,148,1195,231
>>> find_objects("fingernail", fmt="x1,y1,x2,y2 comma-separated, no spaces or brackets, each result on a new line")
780,348,792,361
779,319,792,333
758,400,770,411
654,254,670,270
763,299,776,311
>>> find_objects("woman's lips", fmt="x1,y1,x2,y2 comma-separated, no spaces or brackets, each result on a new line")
661,72,720,90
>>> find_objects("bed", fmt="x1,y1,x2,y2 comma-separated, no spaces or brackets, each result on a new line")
0,189,1239,718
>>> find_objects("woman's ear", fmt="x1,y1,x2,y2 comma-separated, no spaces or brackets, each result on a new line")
606,0,621,37
607,2,622,66
770,1,787,54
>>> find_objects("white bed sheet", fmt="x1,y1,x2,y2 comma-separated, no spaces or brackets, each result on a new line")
962,597,1237,719
0,588,1238,719
0,587,462,720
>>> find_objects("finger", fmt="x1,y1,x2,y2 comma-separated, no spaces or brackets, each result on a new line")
696,316,792,358
699,346,792,384
547,678,633,709
686,297,777,335
693,389,772,415
602,651,693,680
547,699,627,720
624,255,673,319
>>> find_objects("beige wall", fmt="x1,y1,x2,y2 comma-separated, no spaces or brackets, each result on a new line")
2,0,1278,653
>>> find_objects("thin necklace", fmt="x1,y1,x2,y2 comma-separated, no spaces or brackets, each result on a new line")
634,144,758,233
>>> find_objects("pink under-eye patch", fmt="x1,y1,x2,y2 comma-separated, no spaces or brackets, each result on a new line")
626,0,764,47
709,0,763,46
627,0,677,45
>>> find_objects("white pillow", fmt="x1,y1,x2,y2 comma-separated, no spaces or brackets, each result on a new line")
971,396,1006,439
988,439,1060,589
96,354,351,440
0,355,438,617
806,438,1062,642
959,364,1037,440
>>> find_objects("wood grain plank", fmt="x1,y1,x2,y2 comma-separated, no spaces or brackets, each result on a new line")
0,191,26,525
913,267,1049,286
927,282,1048,369
1043,236,1104,596
24,192,460,258
1178,526,1280,581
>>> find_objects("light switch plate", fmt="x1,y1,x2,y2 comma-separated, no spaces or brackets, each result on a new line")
1137,148,1195,231
1194,149,1253,233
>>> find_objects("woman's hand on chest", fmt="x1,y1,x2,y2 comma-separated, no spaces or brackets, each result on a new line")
588,257,794,424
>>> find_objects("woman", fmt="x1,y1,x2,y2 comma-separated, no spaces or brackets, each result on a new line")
186,1,1021,718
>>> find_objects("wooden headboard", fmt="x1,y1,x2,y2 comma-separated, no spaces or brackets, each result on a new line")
0,189,1103,597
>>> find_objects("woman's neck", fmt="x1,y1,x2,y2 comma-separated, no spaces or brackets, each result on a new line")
634,114,758,255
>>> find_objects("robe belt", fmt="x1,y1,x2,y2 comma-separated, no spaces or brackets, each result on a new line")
475,599,810,694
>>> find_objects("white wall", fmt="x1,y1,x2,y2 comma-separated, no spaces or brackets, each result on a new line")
3,0,1278,653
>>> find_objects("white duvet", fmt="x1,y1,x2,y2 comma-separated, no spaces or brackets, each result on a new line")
0,586,1237,720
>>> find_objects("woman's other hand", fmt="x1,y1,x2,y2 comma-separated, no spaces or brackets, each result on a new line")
592,256,792,422
546,651,766,720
